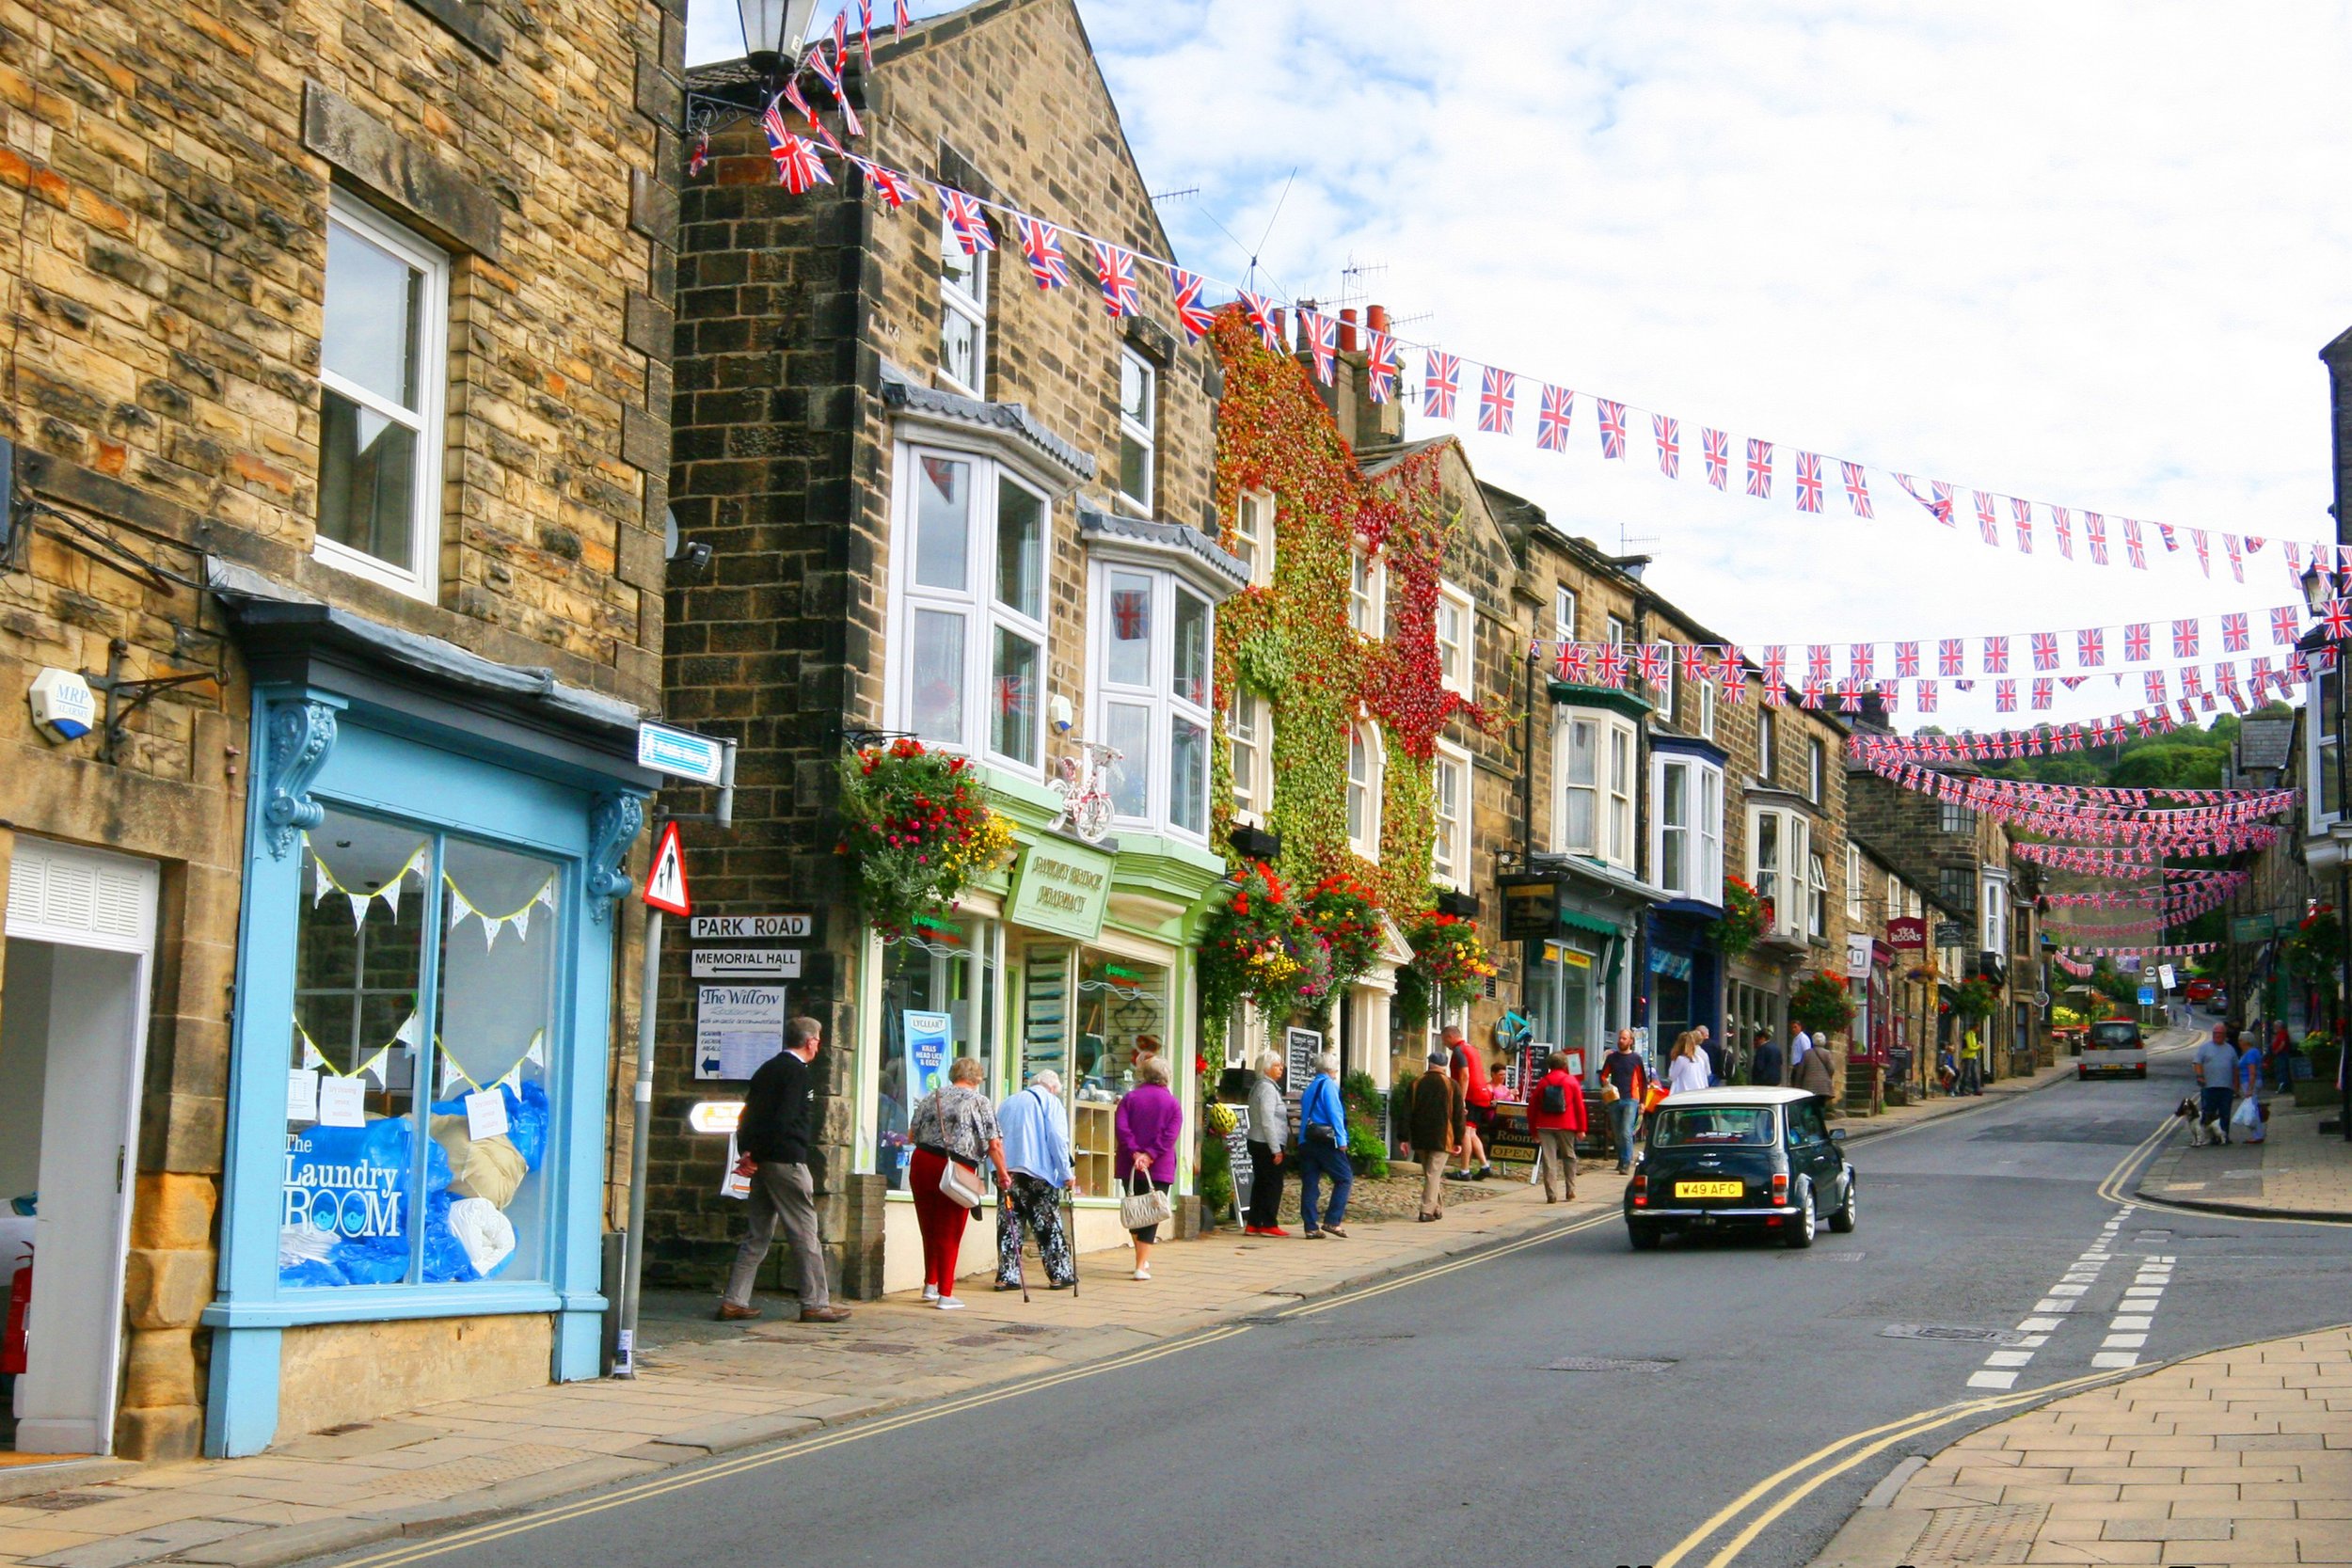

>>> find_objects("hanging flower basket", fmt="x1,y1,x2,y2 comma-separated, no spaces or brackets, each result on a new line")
836,739,1013,939
1952,976,2001,1022
1396,911,1497,1030
1715,875,1769,957
1199,861,1334,1023
1305,871,1388,990
1789,972,1857,1037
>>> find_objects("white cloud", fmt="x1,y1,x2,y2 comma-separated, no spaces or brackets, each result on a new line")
688,0,2352,730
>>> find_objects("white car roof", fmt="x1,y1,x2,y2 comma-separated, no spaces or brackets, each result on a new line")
1654,1087,1818,1108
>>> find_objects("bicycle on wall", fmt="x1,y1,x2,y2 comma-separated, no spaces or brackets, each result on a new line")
1049,738,1122,844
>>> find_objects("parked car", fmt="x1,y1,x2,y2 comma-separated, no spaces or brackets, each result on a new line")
2078,1019,2149,1080
2185,979,2215,1005
1624,1088,1855,1250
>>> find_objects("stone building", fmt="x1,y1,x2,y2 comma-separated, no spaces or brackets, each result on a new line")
661,0,1234,1297
0,0,681,1460
2229,710,2306,1027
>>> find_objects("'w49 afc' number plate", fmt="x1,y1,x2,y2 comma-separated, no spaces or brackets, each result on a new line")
1674,1180,1742,1198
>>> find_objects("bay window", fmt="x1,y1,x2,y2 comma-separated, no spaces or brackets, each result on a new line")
1092,562,1214,839
1347,721,1384,860
1554,707,1638,870
1228,689,1272,826
1808,853,1829,940
1438,581,1474,694
889,447,1049,774
1433,741,1470,890
939,214,988,395
1651,747,1724,903
1748,805,1812,942
1982,874,2009,953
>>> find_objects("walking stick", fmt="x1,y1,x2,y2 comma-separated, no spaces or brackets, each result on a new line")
1064,1183,1079,1300
1013,1177,1030,1304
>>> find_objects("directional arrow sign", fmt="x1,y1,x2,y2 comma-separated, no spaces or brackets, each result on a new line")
643,820,691,916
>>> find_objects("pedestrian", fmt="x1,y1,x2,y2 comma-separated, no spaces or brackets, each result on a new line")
1794,1031,1837,1101
1403,1047,1458,1221
1666,1030,1711,1094
1114,1056,1183,1280
1296,1050,1355,1239
993,1069,1077,1292
1748,1025,1784,1088
2267,1020,2294,1095
2192,1023,2237,1146
1956,1023,1983,1096
907,1056,1014,1310
1789,1020,1815,1080
2234,1027,2266,1145
1600,1028,1648,1174
1243,1050,1290,1237
1693,1023,1723,1085
1527,1049,1586,1203
1447,1025,1495,1180
718,1016,851,1323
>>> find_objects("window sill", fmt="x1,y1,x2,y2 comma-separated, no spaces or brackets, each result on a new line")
202,1280,570,1329
313,537,436,603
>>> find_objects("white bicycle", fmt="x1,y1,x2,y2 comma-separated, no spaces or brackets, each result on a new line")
1049,739,1122,843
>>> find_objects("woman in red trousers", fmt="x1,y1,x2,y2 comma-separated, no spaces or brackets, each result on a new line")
905,1057,1013,1310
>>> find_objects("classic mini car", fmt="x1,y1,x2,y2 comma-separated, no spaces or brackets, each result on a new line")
2077,1019,2149,1080
1624,1087,1855,1250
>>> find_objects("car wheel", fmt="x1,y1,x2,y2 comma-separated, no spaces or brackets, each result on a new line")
1628,1223,1661,1251
1829,1175,1858,1233
1785,1182,1817,1248
2137,1067,2148,1079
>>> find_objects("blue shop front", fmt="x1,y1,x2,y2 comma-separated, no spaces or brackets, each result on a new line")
202,572,657,1457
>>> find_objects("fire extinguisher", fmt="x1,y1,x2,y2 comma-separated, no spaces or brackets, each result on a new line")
2,1246,30,1376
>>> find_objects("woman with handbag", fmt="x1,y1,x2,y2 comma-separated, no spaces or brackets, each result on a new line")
906,1057,1013,1310
1113,1056,1183,1279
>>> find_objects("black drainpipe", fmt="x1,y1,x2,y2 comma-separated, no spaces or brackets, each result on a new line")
1632,592,1653,1039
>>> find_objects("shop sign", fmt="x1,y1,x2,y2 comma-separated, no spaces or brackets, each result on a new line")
1007,841,1112,942
1542,941,1593,970
1846,933,1875,979
691,948,801,978
1933,922,1966,949
1647,946,1692,981
1499,875,1561,941
282,1130,405,1241
637,721,728,784
694,985,787,1080
1887,916,1928,950
2232,913,2278,943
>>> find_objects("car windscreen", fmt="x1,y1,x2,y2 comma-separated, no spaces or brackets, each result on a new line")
2087,1023,2139,1047
1650,1107,1775,1148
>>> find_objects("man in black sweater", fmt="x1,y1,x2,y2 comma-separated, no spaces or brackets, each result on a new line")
718,1016,850,1323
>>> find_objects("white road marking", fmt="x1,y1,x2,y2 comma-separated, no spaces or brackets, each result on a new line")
2092,1351,2141,1369
2103,1334,2149,1349
2112,1314,2153,1330
1968,1370,2020,1388
1983,1350,2034,1367
2016,1317,2065,1333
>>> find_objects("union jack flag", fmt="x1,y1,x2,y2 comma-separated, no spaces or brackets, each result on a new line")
1723,667,1747,705
1916,679,1937,712
1799,678,1823,708
1703,428,1730,489
1092,240,1141,318
2190,528,2211,576
938,187,993,253
1559,643,1594,684
1168,268,1215,344
2124,622,2151,661
1881,683,1900,713
2122,518,2147,569
1840,684,1863,713
1807,644,1831,681
2031,677,2053,710
804,114,847,155
1995,680,2016,713
1477,367,1516,435
1596,644,1628,689
2011,498,2034,553
2217,660,2242,693
1895,641,1920,678
763,104,832,194
852,157,914,211
1972,491,2000,546
1012,215,1069,289
1939,638,1963,676
1850,643,1874,682
2273,605,2300,645
1297,308,1335,382
2144,669,2167,704
2225,533,2244,582
2156,521,2180,553
1762,646,1787,688
2289,650,2312,684
2085,513,2109,564
831,9,849,68
804,40,840,90
1762,679,1788,708
1840,461,1872,517
1237,293,1282,353
1982,635,2009,674
2179,664,2204,698
2078,627,2105,667
1422,348,1461,419
2221,612,2249,653
1654,415,1680,477
783,74,815,121
1597,399,1628,460
1794,451,1824,513
2051,506,2074,559
1744,438,1772,499
1365,331,1401,404
1536,386,1575,452
859,0,875,66
2031,631,2058,671
1892,473,1955,526
2172,618,2199,657
688,131,709,177
896,0,911,35
2326,598,2352,640
830,73,864,136
1634,644,1667,685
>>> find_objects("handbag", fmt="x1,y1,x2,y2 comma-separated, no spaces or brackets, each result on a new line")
937,1152,986,1210
1120,1168,1173,1232
1599,1079,1621,1103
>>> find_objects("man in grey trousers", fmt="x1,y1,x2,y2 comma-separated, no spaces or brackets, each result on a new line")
718,1016,851,1323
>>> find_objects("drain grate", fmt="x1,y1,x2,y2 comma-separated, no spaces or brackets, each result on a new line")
1909,1501,2049,1563
1546,1355,1676,1372
1882,1323,2027,1345
15,1492,116,1513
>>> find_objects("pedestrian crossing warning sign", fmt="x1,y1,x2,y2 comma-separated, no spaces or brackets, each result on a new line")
644,820,691,916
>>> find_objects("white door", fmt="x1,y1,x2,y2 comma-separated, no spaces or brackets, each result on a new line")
3,839,158,1456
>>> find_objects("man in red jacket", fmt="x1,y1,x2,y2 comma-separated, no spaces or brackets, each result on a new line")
1527,1051,1588,1202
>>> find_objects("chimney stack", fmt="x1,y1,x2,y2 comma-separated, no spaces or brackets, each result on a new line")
1367,304,1389,336
2323,326,2352,544
1339,308,1359,352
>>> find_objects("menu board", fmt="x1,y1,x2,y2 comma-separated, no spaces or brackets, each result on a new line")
1284,1026,1322,1117
1224,1103,1254,1217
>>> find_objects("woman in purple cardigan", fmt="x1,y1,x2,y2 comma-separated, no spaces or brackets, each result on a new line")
1113,1055,1183,1280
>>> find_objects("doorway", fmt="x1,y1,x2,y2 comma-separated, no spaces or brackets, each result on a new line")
1,839,159,1458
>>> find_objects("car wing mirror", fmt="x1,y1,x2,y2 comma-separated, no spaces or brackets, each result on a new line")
1829,1128,1846,1141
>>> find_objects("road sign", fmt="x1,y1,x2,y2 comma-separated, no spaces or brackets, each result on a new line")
2158,963,2177,990
691,948,801,978
2137,986,2157,1006
643,821,691,916
686,1101,743,1134
638,721,727,784
691,914,813,940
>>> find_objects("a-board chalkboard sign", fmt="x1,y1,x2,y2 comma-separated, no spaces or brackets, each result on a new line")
1225,1103,1253,1217
1284,1026,1321,1117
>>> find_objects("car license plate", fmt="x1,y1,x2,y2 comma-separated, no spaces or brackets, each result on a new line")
1675,1180,1741,1198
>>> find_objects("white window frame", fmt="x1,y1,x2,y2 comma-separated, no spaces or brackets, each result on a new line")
1606,614,1627,648
1756,707,1776,783
939,213,988,397
1698,672,1716,740
314,192,448,600
1349,549,1386,639
1437,579,1475,696
1808,852,1829,941
1232,488,1276,588
1432,739,1471,891
1089,561,1215,841
1228,689,1272,827
1118,347,1155,515
1347,718,1384,861
1746,805,1810,942
1553,707,1638,870
1807,736,1827,803
1846,846,1864,922
1607,720,1634,868
1981,872,2010,953
1554,586,1578,644
882,443,1052,779
1650,751,1725,902
1654,641,1675,724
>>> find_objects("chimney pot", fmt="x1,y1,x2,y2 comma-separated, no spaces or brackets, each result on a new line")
1367,304,1389,333
1339,308,1359,352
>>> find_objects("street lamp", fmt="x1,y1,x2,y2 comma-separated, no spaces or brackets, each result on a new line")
2300,559,2352,1141
736,0,818,74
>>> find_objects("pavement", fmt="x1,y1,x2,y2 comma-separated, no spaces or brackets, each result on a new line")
2135,1093,2352,1222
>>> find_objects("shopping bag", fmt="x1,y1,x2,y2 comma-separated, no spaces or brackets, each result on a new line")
720,1132,753,1200
2231,1097,2265,1140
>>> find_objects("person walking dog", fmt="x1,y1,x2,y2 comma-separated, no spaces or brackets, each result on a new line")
993,1070,1077,1291
1297,1052,1355,1238
719,1017,850,1324
1243,1051,1290,1236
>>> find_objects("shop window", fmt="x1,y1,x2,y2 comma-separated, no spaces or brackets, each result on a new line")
890,448,1048,774
316,193,447,600
1347,721,1384,860
939,212,988,395
1651,752,1724,901
1437,580,1474,694
1349,549,1385,638
1068,954,1170,1196
1808,852,1828,941
1092,563,1214,839
873,919,998,1191
1231,489,1275,587
1118,348,1156,514
283,809,557,1289
1432,741,1470,890
1228,689,1272,826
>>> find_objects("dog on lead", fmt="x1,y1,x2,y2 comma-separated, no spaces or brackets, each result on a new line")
2175,1094,2228,1147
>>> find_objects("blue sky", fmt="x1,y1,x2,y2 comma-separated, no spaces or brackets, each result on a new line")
685,0,2352,731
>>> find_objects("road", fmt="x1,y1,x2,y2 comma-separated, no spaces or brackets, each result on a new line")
317,1031,2352,1568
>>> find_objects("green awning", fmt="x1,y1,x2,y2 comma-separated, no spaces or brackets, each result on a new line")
1556,907,1627,940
